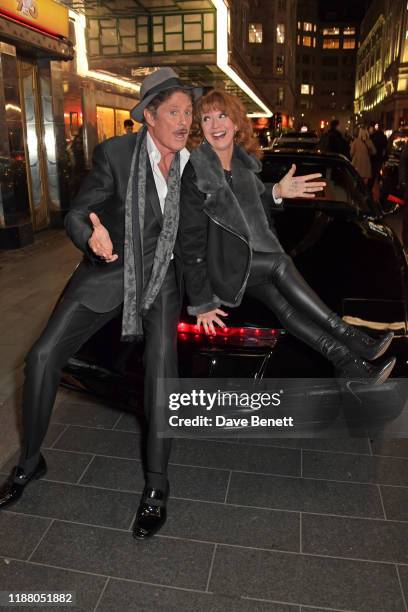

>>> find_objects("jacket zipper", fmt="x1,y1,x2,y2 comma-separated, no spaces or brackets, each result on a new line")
204,211,252,302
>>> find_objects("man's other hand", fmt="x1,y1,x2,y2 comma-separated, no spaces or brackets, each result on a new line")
88,212,118,262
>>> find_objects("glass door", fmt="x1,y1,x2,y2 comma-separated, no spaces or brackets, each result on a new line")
18,57,49,231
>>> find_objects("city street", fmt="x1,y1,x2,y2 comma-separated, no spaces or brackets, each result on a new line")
1,232,408,610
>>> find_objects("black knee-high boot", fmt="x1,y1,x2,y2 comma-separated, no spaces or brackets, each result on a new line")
315,332,396,384
251,253,394,362
325,315,394,362
245,282,395,383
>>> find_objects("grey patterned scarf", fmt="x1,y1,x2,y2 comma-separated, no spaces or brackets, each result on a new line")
121,125,181,342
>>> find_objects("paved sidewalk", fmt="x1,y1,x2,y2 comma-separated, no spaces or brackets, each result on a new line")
1,231,408,611
0,230,79,467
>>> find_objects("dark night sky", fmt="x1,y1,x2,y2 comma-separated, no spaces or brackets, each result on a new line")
318,0,372,22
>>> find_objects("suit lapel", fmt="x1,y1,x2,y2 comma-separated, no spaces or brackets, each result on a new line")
146,159,163,227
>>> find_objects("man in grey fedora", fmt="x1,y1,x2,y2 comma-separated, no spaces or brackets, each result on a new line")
0,68,200,539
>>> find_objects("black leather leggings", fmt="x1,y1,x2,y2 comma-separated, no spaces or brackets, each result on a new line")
246,252,337,352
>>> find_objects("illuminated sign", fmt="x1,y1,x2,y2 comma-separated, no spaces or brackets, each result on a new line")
0,0,69,38
17,1,38,18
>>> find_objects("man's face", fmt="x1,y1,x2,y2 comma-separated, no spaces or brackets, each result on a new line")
144,91,193,153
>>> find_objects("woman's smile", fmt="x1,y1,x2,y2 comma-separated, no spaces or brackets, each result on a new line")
201,108,236,161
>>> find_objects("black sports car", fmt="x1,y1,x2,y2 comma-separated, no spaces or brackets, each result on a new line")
61,150,408,408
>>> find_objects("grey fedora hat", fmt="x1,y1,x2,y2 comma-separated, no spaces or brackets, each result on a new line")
130,67,202,123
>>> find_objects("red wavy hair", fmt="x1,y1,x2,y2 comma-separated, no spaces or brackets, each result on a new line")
187,89,262,159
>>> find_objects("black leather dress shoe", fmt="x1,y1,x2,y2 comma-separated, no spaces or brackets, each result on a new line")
0,454,47,510
132,486,169,540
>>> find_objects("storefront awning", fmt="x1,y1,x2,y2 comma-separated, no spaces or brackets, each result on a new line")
0,14,73,60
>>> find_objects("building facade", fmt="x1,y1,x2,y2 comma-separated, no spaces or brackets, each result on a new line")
241,0,297,132
295,0,357,134
0,0,73,248
0,0,302,249
354,0,408,131
0,0,141,249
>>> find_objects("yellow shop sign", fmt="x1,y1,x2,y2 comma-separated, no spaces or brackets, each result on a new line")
0,0,69,38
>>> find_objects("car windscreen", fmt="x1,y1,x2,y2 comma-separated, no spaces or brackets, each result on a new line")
261,156,374,214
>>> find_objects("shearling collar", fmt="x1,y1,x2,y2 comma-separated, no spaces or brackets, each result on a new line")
189,141,262,194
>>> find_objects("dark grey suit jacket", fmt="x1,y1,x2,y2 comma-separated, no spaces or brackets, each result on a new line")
63,132,182,313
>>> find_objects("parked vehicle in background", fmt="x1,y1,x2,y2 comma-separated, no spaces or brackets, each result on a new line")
271,131,319,152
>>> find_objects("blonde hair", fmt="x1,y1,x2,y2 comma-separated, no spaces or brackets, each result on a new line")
188,89,262,158
358,127,370,142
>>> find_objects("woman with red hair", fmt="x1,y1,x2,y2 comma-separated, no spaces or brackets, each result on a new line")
179,90,394,381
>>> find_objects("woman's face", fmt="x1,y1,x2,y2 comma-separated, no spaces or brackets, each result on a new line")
200,107,237,155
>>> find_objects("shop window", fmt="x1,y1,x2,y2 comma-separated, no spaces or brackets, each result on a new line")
323,38,340,49
249,23,263,43
97,107,136,142
64,107,83,142
115,109,133,136
302,36,312,47
343,39,356,49
276,23,285,44
97,106,115,141
88,12,215,57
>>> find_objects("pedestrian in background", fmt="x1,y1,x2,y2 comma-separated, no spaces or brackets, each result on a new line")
369,123,388,195
319,119,349,158
350,127,376,185
124,118,134,134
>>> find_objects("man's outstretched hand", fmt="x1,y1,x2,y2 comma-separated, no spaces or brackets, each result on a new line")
275,164,326,199
88,212,118,262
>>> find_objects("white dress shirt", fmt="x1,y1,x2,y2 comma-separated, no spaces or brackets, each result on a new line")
146,131,190,214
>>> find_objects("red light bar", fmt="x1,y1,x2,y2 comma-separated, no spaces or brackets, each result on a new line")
177,321,281,340
387,194,405,205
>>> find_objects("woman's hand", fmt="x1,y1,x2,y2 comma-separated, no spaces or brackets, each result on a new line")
197,309,228,335
277,164,326,199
